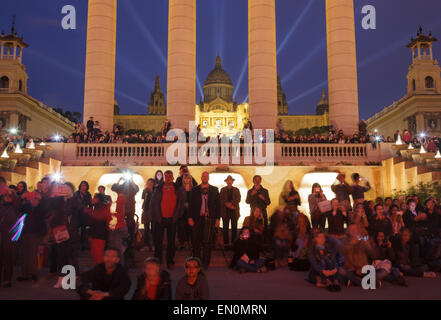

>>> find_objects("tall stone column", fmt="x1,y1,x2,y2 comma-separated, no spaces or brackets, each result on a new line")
83,0,117,131
248,0,278,131
167,0,196,131
326,0,359,134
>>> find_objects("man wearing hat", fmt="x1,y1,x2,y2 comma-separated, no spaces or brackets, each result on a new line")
220,175,241,249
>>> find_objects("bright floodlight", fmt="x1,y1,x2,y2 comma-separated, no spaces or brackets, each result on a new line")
375,136,381,141
123,172,133,181
39,142,46,146
53,134,62,142
420,132,426,138
408,144,414,150
9,128,18,135
28,141,35,149
51,172,63,183
435,150,441,159
420,145,427,154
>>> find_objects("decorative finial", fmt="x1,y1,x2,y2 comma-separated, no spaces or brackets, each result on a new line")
418,25,423,35
215,54,222,68
11,15,16,34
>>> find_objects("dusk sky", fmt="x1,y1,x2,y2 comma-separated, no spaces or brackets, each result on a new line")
1,0,441,120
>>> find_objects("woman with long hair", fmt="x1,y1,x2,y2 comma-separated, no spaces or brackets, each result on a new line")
279,180,301,211
308,182,327,229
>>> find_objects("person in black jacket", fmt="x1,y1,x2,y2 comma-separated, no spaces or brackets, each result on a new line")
78,248,131,300
189,172,220,270
132,257,171,300
246,175,271,231
230,227,267,273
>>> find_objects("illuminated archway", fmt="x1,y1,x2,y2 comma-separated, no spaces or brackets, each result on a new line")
208,172,249,228
96,172,145,224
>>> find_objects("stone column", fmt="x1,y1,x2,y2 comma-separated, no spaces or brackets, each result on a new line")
83,0,117,131
167,0,196,131
248,0,278,132
326,0,359,134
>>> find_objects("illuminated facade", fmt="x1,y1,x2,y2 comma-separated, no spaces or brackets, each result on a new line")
367,28,441,138
195,55,249,137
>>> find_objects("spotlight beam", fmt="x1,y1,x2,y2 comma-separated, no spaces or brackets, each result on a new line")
233,57,248,100
281,39,325,84
277,0,315,55
287,80,327,105
123,0,167,66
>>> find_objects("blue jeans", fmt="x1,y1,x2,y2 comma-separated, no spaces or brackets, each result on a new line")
236,258,265,272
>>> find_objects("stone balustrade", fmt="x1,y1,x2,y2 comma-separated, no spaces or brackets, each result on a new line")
45,142,395,167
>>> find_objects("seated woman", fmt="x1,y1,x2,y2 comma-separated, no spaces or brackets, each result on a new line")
230,227,267,273
392,228,436,278
307,231,341,292
132,257,171,300
243,207,265,245
270,209,293,268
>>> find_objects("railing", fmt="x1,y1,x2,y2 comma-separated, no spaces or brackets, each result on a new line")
47,142,395,166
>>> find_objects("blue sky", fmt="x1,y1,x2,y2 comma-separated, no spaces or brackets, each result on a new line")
1,0,441,120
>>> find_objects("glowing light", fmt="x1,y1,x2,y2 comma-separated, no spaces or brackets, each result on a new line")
51,172,63,183
123,171,133,181
420,132,426,138
39,142,46,146
420,145,427,154
375,136,381,141
10,214,27,242
298,172,339,217
1,149,9,158
408,144,414,150
14,144,23,154
96,173,145,225
28,141,35,149
435,150,441,159
395,135,403,145
9,128,18,135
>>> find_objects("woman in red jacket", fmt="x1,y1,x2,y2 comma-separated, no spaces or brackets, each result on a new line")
84,193,111,265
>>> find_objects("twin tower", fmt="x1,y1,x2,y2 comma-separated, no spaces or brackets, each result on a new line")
83,0,360,134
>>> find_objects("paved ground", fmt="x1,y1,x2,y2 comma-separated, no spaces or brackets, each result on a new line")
1,248,441,300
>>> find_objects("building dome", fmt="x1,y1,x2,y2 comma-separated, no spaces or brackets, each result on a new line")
204,55,233,86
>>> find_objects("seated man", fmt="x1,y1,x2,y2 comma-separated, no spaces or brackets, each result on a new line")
132,257,171,300
77,248,131,300
175,257,209,300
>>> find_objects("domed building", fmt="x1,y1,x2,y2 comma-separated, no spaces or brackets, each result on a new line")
195,55,249,137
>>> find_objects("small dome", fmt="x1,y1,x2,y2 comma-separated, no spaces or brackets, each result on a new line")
204,55,232,86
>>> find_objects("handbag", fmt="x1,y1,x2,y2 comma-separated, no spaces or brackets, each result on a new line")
317,200,332,213
52,224,70,244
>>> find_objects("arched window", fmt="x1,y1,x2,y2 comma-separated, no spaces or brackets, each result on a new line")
19,80,23,91
0,76,9,89
412,79,416,91
425,76,434,88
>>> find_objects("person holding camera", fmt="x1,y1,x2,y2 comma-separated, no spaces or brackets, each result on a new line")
189,172,220,270
246,175,271,231
331,173,352,212
308,183,328,229
351,173,371,207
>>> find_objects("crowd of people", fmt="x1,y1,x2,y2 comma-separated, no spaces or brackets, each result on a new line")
1,166,441,299
2,117,441,152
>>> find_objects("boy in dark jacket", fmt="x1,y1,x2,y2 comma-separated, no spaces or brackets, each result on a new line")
133,257,171,300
